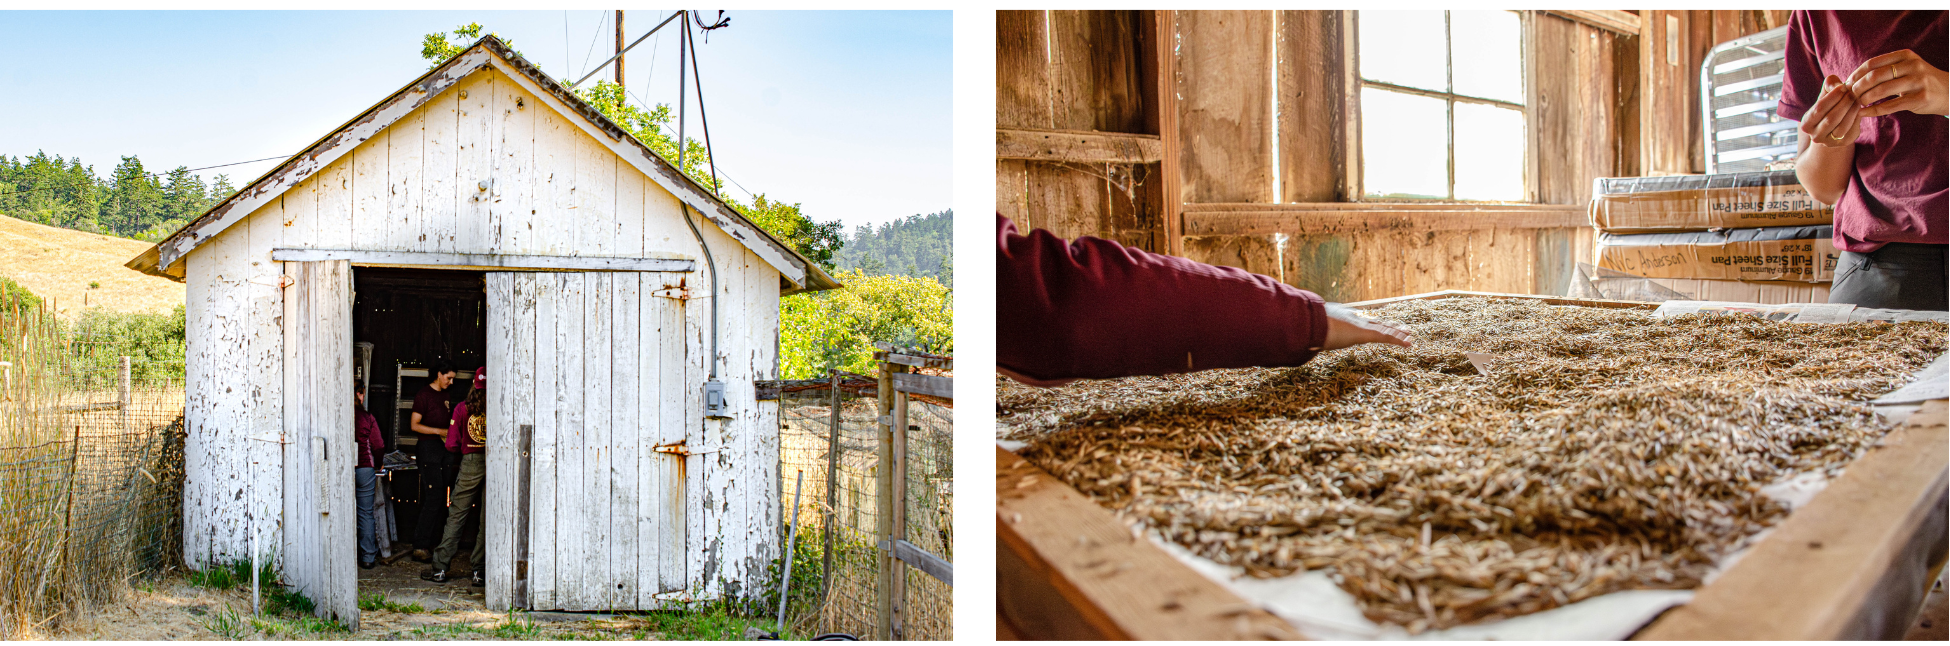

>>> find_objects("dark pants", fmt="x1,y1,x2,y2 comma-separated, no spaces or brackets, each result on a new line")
355,467,377,564
1829,242,1948,311
413,438,455,550
433,453,487,573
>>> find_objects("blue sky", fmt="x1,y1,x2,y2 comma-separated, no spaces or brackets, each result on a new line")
0,10,951,231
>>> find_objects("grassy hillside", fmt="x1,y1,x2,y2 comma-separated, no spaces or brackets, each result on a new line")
0,213,182,317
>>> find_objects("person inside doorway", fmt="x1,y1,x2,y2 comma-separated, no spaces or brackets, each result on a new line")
1779,10,1948,310
422,367,488,586
997,214,1412,386
409,360,458,562
353,380,385,570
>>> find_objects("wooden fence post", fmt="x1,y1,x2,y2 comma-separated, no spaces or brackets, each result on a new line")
118,356,131,433
824,368,841,605
891,382,909,640
874,361,896,641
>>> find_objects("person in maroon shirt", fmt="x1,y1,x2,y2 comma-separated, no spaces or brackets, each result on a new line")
1779,10,1948,310
408,360,458,562
353,382,386,570
423,368,488,586
998,215,1411,386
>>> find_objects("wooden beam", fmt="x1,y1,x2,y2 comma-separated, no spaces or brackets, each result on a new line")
1182,203,1587,235
1338,10,1364,202
997,446,1304,640
1638,399,1949,640
1148,10,1185,257
996,127,1164,164
892,373,953,399
270,249,694,273
1545,10,1641,36
881,539,954,586
1345,290,1657,311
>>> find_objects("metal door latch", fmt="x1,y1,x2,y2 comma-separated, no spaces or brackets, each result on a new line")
653,440,723,457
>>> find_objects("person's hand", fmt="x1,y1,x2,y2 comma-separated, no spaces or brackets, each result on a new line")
1800,75,1864,148
1323,304,1412,351
1847,49,1949,118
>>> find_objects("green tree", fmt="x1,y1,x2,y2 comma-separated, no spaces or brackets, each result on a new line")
778,271,952,379
420,23,517,70
102,156,164,238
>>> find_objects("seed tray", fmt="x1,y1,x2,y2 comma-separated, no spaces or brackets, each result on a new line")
996,291,1947,639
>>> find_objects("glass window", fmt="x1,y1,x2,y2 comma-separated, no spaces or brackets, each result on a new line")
1358,10,1527,201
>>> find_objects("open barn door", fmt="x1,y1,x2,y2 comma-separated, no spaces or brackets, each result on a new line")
485,272,691,611
280,260,359,629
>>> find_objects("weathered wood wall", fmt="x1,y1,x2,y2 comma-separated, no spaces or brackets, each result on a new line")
999,10,1782,302
482,272,691,611
1637,10,1788,176
181,64,782,601
996,10,1164,252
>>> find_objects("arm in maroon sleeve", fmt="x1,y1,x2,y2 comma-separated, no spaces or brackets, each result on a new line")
996,214,1329,384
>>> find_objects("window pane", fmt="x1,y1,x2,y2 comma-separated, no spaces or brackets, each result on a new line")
1454,103,1525,201
1362,88,1450,199
1359,11,1448,92
1451,10,1525,104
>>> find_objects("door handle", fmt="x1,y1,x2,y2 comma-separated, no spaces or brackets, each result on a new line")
313,436,330,516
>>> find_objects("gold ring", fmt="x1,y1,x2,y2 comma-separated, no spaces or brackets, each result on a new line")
1894,67,1902,79
1831,132,1846,141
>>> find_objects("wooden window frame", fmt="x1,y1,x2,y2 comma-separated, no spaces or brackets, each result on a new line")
1341,9,1539,204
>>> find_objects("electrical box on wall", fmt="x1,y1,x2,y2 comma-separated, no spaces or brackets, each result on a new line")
704,379,729,419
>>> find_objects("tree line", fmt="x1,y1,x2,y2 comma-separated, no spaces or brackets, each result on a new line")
832,210,953,288
0,152,236,241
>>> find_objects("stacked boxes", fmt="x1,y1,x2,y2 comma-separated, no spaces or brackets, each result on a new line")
1591,170,1836,304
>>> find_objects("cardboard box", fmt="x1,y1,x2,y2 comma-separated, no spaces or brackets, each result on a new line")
1569,262,1832,305
1597,225,1837,282
1591,170,1833,233
1643,277,1831,304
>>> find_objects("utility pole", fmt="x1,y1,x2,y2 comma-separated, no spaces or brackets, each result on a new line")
614,10,626,88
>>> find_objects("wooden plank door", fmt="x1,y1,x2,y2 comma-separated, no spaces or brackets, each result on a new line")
280,259,359,629
485,271,690,612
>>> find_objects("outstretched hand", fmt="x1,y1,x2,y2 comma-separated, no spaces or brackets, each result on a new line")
1323,304,1413,351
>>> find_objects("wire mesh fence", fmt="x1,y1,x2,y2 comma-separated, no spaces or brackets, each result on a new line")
778,370,953,640
0,300,188,638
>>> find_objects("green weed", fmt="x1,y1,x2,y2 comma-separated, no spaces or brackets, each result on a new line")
185,560,274,591
359,592,426,614
200,608,247,640
264,586,314,616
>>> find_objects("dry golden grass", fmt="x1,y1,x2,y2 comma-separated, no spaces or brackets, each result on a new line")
0,213,182,317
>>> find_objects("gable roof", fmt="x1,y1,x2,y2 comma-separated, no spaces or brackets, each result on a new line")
127,36,840,295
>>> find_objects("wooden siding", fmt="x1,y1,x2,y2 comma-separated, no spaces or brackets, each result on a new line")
997,10,1164,252
181,63,782,600
484,272,694,611
280,260,359,628
998,10,1639,300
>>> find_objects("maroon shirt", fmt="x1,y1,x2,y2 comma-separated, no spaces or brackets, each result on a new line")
354,408,385,469
411,384,453,439
446,401,484,455
997,215,1328,384
1778,10,1948,252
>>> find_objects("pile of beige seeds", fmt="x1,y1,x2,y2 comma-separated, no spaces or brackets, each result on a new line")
999,297,1946,631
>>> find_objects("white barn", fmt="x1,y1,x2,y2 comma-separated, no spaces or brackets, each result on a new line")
128,36,839,627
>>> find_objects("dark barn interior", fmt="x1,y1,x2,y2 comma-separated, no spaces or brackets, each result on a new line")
351,266,487,558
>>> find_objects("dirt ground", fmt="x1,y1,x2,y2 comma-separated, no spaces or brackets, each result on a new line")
42,548,775,641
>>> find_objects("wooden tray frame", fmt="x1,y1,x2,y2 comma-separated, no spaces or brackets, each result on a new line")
997,290,1947,640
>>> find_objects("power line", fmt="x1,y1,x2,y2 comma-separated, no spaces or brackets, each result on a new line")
578,10,607,83
0,154,291,199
